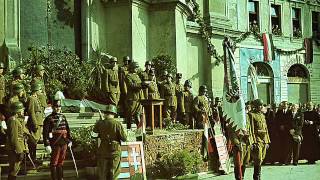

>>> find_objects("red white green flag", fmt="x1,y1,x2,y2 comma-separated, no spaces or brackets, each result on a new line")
262,33,275,62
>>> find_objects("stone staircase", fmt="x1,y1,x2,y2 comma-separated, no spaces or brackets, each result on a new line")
1,113,136,180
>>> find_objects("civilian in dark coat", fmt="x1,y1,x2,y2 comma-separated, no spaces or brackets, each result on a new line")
301,102,320,164
274,101,293,164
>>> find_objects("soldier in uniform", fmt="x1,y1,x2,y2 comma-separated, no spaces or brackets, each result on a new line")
230,106,253,180
7,83,28,113
160,73,177,124
0,62,5,105
92,104,127,180
43,99,72,180
140,61,152,98
193,85,211,129
175,73,184,123
119,56,131,117
289,104,304,166
7,101,30,180
31,65,47,109
11,67,28,99
103,57,120,106
249,99,270,180
180,80,194,127
27,82,45,163
125,62,145,129
147,68,160,99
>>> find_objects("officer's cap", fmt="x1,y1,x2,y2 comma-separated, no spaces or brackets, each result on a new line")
145,61,152,66
12,67,24,76
0,62,4,69
35,64,45,72
10,101,24,113
12,83,24,93
31,82,42,92
104,104,117,114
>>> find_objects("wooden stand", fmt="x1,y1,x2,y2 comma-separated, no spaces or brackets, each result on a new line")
140,99,164,134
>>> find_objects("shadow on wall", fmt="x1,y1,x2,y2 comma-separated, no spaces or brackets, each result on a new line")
54,0,75,28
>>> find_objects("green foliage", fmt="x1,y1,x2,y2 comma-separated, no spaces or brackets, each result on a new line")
21,46,91,99
151,55,176,79
71,126,97,162
165,121,190,131
149,149,202,179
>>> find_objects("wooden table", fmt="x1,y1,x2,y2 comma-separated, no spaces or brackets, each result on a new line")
140,99,164,134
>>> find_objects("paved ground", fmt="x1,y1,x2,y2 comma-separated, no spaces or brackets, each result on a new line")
200,161,320,180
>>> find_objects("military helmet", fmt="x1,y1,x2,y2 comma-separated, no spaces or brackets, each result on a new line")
35,64,45,72
12,67,24,77
252,99,264,107
0,62,4,69
129,62,139,69
110,57,117,62
10,101,24,113
176,73,182,79
145,61,152,66
52,99,62,107
184,80,192,87
12,83,24,93
215,97,222,103
166,73,173,78
105,104,117,114
123,56,131,62
31,82,42,92
199,85,207,92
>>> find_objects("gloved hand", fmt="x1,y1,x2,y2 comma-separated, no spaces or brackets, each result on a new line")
17,153,24,161
68,141,73,147
45,146,52,154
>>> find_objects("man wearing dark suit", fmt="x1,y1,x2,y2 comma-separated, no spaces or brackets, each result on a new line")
275,101,293,164
289,104,304,166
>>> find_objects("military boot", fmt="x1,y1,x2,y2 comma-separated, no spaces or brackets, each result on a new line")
253,165,261,180
50,166,57,180
57,166,64,180
241,165,246,178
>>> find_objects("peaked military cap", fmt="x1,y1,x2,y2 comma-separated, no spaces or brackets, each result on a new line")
105,104,117,114
12,83,24,93
12,67,24,76
31,82,42,92
35,64,45,72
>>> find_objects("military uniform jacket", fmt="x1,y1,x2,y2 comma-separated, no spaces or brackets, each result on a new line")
119,66,129,95
31,77,47,108
27,95,44,126
248,111,270,144
139,70,149,82
193,95,211,116
103,68,120,94
7,116,29,153
43,112,71,146
93,118,127,158
147,81,160,99
181,90,193,113
0,75,5,104
161,81,177,107
125,73,144,101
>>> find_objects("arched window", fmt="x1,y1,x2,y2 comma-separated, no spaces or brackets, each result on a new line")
287,64,309,104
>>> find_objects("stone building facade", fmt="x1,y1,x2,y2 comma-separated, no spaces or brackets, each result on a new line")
0,0,320,104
